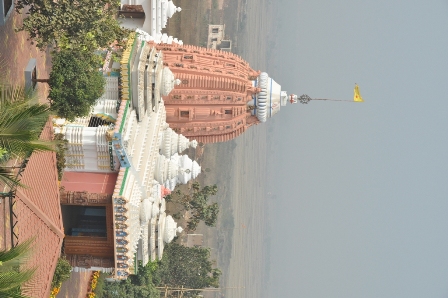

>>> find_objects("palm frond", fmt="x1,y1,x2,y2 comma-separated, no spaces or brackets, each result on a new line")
0,238,34,264
0,168,25,189
0,101,54,159
0,288,32,298
0,268,36,292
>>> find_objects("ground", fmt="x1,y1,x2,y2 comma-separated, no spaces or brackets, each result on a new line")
57,271,92,298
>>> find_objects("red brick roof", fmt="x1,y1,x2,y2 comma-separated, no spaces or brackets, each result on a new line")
14,119,64,298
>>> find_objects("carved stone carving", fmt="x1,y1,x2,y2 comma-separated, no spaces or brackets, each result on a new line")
60,191,112,206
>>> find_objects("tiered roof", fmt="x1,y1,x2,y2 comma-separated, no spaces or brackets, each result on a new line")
15,120,64,298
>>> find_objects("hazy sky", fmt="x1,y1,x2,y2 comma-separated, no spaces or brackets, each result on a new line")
266,1,448,297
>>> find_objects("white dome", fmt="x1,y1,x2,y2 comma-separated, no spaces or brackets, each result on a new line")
140,199,153,223
163,215,181,243
189,140,198,149
255,72,282,122
161,67,176,96
166,0,181,18
177,155,193,184
192,161,201,179
179,155,193,170
151,204,160,218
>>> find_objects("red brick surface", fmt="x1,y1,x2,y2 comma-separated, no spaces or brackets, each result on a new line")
15,120,64,298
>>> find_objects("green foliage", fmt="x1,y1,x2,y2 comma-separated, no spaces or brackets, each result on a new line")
51,258,71,289
100,263,160,298
49,50,105,120
167,182,219,231
15,0,129,52
93,272,107,297
0,238,36,297
158,243,221,290
54,133,68,180
0,98,54,188
0,147,8,160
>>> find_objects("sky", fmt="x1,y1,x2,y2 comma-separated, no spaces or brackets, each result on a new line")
266,1,448,297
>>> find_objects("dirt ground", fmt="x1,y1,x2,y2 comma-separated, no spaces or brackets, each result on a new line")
0,10,52,101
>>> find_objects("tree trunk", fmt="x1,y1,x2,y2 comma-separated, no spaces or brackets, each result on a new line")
31,79,50,83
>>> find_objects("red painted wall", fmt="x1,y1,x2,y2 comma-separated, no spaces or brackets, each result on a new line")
61,172,118,194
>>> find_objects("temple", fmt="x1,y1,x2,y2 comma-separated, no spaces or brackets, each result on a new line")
57,34,199,278
56,21,298,277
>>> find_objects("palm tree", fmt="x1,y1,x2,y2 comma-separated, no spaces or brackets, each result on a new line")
0,238,36,298
0,61,55,188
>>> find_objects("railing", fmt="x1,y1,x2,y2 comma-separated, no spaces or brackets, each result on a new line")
0,158,29,247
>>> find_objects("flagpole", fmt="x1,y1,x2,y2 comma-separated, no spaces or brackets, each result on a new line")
296,94,356,104
313,98,354,102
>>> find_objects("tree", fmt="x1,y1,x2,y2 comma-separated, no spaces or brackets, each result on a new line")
101,262,160,298
15,0,128,52
0,238,36,297
51,258,72,288
158,243,221,290
0,85,54,187
166,182,219,231
46,50,105,120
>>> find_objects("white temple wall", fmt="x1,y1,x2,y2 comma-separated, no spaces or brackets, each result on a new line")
64,126,113,172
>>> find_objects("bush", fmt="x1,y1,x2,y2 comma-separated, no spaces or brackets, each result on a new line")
51,257,72,288
54,133,68,180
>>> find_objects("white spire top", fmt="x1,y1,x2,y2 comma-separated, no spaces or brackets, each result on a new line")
166,0,181,18
253,72,291,122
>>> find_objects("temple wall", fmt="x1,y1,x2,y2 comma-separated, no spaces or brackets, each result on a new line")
61,172,118,194
66,254,114,269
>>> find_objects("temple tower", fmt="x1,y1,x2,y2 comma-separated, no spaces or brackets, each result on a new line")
148,41,296,143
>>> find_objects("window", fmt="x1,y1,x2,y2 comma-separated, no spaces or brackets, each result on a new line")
211,38,218,42
180,111,189,118
212,28,219,33
225,110,232,115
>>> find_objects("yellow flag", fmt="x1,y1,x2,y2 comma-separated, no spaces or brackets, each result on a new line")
354,84,364,102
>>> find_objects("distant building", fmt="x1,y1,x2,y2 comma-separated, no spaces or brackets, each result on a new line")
207,24,232,51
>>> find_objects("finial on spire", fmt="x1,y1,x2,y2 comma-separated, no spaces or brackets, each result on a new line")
289,94,298,104
297,94,312,104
